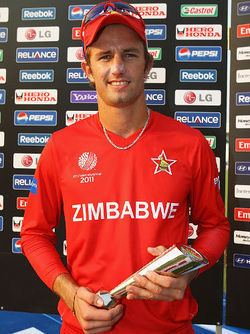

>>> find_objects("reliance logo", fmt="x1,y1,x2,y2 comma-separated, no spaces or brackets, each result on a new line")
16,47,59,63
175,111,221,128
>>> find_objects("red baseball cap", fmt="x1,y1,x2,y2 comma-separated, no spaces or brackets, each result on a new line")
81,1,147,55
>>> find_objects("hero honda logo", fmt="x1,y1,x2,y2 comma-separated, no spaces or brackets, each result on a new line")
66,111,97,126
14,110,57,126
132,4,167,19
175,90,221,106
176,25,222,40
22,7,56,20
176,46,222,62
17,27,59,42
237,2,250,15
16,47,59,63
12,217,23,232
15,89,57,104
175,112,221,128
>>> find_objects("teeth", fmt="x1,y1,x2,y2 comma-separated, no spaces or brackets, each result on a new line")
110,81,128,86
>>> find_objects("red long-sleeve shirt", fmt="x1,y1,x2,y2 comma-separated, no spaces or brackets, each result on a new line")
21,110,230,333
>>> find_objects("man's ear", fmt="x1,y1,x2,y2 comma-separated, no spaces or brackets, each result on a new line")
81,61,95,83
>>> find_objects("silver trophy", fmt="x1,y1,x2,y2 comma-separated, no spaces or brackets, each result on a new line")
97,244,208,309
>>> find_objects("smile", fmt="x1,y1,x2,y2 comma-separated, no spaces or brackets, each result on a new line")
109,81,129,86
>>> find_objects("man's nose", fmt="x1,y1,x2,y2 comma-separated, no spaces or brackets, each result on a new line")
111,55,125,75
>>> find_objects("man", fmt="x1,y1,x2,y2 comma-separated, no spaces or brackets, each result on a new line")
21,1,230,333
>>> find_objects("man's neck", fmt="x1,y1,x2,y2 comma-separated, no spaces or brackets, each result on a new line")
98,104,149,138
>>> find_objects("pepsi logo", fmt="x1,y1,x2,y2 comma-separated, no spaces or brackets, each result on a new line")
184,91,196,104
178,47,191,59
25,28,36,40
17,112,28,123
72,7,84,17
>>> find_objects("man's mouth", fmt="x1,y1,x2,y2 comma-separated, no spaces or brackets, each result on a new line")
109,81,130,86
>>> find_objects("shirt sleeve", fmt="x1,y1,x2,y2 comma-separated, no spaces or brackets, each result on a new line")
20,136,69,290
189,133,230,274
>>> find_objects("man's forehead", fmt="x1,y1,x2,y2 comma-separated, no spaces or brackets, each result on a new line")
94,23,143,43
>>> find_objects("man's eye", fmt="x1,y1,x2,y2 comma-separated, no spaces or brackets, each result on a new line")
99,55,111,61
126,53,137,58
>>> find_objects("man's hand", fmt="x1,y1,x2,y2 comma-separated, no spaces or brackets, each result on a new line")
125,246,197,302
74,287,124,334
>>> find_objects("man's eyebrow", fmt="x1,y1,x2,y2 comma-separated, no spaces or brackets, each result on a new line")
95,50,112,57
96,48,140,56
122,48,140,53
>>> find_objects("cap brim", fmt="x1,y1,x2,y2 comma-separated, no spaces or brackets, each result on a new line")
84,13,146,49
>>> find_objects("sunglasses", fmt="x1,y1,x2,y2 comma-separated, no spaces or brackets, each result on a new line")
83,1,144,27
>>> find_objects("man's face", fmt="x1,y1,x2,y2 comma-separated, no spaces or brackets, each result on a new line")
83,24,152,108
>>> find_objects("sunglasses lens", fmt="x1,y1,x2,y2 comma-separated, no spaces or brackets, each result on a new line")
114,2,139,14
84,1,141,26
84,4,105,24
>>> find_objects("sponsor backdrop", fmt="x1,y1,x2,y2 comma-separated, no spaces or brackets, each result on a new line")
226,0,250,329
0,0,228,326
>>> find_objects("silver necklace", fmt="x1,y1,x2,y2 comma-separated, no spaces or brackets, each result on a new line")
102,108,151,150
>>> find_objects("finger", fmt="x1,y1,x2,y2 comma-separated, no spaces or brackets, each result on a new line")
146,271,186,290
77,287,104,307
82,305,123,333
128,275,166,298
147,245,166,256
80,302,123,322
126,275,184,301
